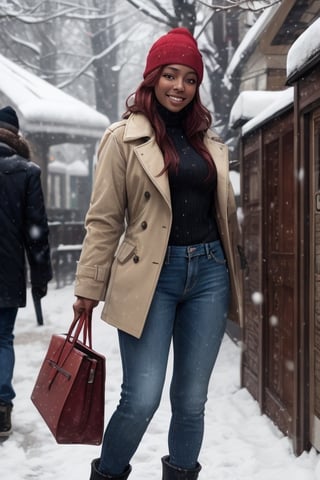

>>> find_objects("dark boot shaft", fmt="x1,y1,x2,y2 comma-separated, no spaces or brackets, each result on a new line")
89,459,131,480
0,402,12,437
161,455,201,480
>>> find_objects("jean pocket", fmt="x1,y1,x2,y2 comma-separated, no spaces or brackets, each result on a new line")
209,247,227,265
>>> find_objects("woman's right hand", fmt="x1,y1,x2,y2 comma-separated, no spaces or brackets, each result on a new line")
73,296,99,321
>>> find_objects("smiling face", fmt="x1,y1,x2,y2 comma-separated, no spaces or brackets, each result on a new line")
154,64,198,112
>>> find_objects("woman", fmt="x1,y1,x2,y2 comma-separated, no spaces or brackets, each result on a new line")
73,28,243,480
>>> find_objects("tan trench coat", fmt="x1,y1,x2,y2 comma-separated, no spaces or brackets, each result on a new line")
75,113,243,338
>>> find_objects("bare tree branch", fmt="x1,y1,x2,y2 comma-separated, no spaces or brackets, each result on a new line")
0,1,122,22
125,0,175,26
152,0,176,21
7,34,41,55
57,24,137,89
196,0,281,12
0,5,79,23
195,10,215,39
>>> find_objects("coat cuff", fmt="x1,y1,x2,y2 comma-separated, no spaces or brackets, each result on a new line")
74,263,109,300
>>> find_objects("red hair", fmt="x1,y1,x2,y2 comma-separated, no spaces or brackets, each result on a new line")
123,67,216,180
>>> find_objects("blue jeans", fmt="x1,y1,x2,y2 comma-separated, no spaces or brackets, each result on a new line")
99,240,230,475
0,308,18,405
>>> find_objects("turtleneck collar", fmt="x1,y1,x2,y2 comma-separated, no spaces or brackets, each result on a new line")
156,101,191,128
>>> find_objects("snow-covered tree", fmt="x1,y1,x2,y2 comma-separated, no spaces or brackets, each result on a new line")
0,0,274,128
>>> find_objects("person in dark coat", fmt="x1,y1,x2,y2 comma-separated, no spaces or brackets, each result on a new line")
0,106,52,438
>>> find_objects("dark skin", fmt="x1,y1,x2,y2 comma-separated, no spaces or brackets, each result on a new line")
73,296,99,321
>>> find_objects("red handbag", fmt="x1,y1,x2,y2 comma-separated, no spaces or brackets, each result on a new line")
31,313,105,444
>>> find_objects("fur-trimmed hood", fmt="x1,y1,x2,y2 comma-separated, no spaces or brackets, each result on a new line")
0,128,30,159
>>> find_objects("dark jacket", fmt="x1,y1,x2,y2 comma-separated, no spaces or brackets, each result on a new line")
0,144,52,308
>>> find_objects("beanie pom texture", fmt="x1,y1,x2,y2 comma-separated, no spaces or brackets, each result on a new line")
143,28,204,83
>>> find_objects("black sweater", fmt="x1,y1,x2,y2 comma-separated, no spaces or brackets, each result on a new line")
157,104,220,246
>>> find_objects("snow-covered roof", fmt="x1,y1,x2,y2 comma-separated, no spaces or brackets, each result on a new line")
48,160,67,174
242,87,294,135
48,160,89,176
286,18,320,82
229,90,287,129
224,4,281,88
0,54,109,139
67,160,88,176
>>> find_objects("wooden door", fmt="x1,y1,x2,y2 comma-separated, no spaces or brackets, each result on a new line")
310,108,320,450
241,135,263,402
263,122,296,436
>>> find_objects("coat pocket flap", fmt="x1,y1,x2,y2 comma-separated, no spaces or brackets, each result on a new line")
116,241,136,264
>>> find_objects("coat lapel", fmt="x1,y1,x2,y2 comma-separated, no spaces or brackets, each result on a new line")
134,141,171,208
124,115,229,213
124,114,171,208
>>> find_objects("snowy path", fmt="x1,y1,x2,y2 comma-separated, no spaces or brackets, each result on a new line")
0,284,319,480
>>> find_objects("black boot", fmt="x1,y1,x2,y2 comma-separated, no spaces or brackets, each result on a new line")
161,456,201,480
89,459,131,480
0,401,13,437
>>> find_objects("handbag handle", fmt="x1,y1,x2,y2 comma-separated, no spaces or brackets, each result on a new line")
48,313,93,387
67,313,92,349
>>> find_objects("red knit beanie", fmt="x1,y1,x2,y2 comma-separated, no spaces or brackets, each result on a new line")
143,27,203,83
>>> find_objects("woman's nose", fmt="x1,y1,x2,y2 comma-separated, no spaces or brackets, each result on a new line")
173,78,184,91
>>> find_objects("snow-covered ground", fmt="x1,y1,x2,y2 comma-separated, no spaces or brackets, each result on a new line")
1,283,320,480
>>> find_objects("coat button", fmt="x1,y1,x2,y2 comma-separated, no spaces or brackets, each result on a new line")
144,191,151,200
133,255,139,263
141,221,147,230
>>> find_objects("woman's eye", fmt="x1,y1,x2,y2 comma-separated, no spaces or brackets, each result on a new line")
162,73,196,84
